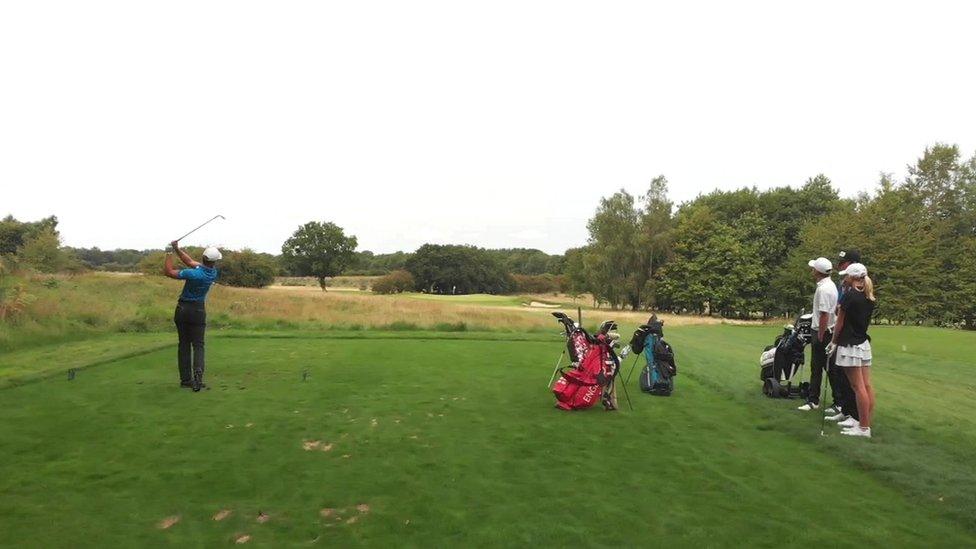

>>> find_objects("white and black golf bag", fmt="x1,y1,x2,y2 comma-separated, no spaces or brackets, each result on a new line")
760,313,812,399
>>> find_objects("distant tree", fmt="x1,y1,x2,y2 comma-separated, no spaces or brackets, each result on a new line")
511,273,559,294
562,247,590,299
405,244,511,294
220,249,278,288
16,228,75,273
138,247,204,276
371,269,415,294
546,254,567,275
636,176,674,309
657,204,763,317
345,251,413,275
487,248,557,275
67,247,152,272
951,236,976,329
578,179,675,310
905,143,963,225
280,222,358,290
0,215,59,256
585,190,641,309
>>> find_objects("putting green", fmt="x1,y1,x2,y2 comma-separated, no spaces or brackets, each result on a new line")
0,328,973,547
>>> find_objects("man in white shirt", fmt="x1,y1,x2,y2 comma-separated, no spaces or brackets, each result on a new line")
798,257,838,411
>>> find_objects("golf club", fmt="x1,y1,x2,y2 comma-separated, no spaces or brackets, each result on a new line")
820,357,831,436
174,214,226,244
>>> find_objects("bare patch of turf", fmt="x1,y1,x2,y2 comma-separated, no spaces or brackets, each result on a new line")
157,516,180,529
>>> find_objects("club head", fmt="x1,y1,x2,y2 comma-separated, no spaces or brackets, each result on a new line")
598,320,617,334
552,312,568,320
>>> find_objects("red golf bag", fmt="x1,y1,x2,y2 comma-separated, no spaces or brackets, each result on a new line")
552,344,607,410
550,313,621,411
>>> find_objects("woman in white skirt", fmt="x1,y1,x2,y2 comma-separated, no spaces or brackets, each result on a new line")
826,263,876,438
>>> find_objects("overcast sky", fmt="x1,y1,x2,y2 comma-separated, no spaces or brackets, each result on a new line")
2,1,974,255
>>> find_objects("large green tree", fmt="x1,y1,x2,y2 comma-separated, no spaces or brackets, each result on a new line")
657,205,763,317
585,190,641,309
580,178,674,310
637,176,674,309
405,244,511,295
280,222,358,290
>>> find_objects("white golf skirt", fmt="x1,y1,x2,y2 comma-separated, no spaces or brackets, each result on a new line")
836,341,872,367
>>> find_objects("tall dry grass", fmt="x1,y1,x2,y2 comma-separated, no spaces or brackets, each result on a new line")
0,272,744,352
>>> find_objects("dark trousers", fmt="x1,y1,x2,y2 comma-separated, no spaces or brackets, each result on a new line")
830,364,859,420
809,332,837,405
174,301,206,383
809,332,859,418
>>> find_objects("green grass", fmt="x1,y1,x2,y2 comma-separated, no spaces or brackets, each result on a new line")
664,324,976,533
0,327,974,547
0,333,170,389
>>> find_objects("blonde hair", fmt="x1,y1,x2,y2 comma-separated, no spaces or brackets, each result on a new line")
861,275,876,301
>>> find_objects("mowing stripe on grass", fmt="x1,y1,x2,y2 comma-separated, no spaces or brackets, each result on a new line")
0,333,171,389
666,325,976,534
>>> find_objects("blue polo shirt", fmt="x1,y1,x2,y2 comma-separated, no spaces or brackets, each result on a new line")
178,265,218,302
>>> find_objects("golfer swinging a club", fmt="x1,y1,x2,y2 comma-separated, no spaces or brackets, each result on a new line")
164,241,221,391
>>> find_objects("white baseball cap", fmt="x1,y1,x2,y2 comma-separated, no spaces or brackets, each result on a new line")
203,247,223,261
839,262,867,278
807,257,832,274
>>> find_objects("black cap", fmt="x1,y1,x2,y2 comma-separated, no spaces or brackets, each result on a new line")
838,249,861,265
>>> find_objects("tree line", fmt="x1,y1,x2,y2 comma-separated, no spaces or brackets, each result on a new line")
0,216,568,293
5,142,974,327
566,144,976,328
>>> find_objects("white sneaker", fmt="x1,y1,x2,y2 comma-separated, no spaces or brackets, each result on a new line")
797,402,819,411
838,417,860,429
824,405,841,415
826,413,848,422
841,426,871,438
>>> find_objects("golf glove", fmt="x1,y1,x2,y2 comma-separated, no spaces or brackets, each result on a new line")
825,342,837,357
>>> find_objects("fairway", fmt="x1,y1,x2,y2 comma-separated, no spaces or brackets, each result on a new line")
1,327,975,547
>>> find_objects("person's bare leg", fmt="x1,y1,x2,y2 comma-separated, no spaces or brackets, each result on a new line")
845,367,869,428
861,366,874,428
